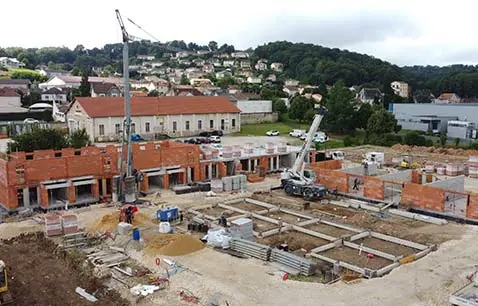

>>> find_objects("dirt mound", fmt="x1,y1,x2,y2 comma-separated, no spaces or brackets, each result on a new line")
89,211,152,232
144,233,205,256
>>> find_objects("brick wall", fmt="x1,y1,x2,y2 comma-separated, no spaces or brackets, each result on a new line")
467,194,478,220
312,167,348,193
363,177,385,200
401,183,445,212
310,159,342,170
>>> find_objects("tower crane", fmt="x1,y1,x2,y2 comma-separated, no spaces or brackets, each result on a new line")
280,105,328,200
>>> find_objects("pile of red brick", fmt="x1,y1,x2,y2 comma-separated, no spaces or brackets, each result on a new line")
44,214,79,236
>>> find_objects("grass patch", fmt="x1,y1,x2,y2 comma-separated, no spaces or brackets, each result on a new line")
315,139,345,150
234,121,309,136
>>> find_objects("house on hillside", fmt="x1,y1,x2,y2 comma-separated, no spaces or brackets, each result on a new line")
231,52,249,58
41,87,69,103
358,88,383,104
137,55,155,61
39,76,123,89
247,76,262,84
240,60,251,69
66,96,241,140
391,81,410,98
285,79,299,86
223,60,235,68
90,83,121,97
216,70,232,79
0,57,24,69
283,86,299,96
435,93,461,104
255,59,268,71
270,62,284,72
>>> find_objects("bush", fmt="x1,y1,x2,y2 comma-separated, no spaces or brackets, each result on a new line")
366,133,403,147
469,141,478,150
342,135,356,147
404,131,429,146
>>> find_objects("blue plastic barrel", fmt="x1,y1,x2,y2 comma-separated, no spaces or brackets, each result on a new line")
132,228,140,241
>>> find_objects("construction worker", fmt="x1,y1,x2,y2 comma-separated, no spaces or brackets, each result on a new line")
352,178,359,191
125,206,133,224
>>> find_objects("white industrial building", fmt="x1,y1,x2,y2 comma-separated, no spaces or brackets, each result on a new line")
66,96,241,142
233,100,278,124
390,103,478,139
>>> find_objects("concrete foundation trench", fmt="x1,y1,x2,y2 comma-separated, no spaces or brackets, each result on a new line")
189,198,435,283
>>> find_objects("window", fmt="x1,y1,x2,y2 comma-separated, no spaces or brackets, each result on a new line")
198,120,202,130
210,119,214,129
173,121,177,132
131,123,136,133
232,118,236,129
115,123,121,134
221,119,225,130
99,124,105,136
145,122,150,133
185,120,190,130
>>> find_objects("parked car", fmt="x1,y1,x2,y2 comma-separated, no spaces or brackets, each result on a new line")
300,131,327,141
266,130,280,136
313,135,328,143
211,130,223,136
199,131,211,137
289,129,305,137
209,135,221,143
199,130,223,137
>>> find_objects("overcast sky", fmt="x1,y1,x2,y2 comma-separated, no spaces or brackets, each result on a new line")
1,0,476,66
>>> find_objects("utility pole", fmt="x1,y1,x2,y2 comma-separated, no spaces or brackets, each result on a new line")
115,9,136,203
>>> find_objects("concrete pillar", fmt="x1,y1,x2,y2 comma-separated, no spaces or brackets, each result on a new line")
23,188,30,207
248,159,251,172
187,167,192,183
40,186,48,208
208,164,213,179
140,175,149,193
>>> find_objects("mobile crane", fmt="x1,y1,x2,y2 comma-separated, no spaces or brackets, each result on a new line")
281,105,328,200
0,260,12,304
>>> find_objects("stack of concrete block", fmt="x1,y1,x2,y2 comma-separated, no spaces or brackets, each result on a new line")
62,215,79,234
230,218,254,240
45,214,62,236
211,179,223,193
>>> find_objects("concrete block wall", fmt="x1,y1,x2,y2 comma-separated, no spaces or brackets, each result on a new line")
378,170,412,183
426,176,465,193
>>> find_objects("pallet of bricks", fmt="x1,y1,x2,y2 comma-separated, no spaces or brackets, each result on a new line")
44,214,79,236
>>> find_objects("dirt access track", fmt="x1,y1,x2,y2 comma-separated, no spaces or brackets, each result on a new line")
0,233,128,306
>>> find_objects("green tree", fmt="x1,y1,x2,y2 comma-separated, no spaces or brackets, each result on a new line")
289,96,314,122
324,80,356,134
69,128,90,148
11,69,47,82
78,70,91,97
148,90,160,97
8,129,68,152
455,137,461,147
439,133,447,146
366,107,400,136
260,85,286,100
180,74,189,85
272,98,287,114
354,103,373,129
208,41,218,52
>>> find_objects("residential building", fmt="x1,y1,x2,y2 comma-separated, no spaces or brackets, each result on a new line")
285,79,299,86
0,57,24,69
303,93,323,103
193,58,205,66
202,64,214,74
283,86,299,96
217,53,230,59
137,55,155,61
41,87,68,103
167,85,204,97
212,59,222,67
66,96,241,141
240,60,251,69
265,74,277,82
176,51,193,58
39,76,123,89
435,93,461,104
270,62,284,72
227,85,241,95
0,88,22,109
223,60,235,68
231,52,249,58
197,50,210,55
190,78,213,87
390,103,478,139
255,59,268,71
216,70,232,79
358,88,383,104
247,76,262,84
236,69,253,78
0,79,31,94
38,68,70,77
179,59,192,66
391,81,410,98
90,83,121,97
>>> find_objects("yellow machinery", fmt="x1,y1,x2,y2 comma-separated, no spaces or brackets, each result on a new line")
0,260,13,305
399,154,422,169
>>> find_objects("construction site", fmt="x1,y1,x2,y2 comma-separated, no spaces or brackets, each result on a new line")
1,125,478,305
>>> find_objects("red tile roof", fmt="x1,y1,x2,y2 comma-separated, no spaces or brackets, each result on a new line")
0,88,20,97
74,96,240,118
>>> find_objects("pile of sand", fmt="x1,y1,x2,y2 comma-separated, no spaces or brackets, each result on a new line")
89,211,152,233
144,233,205,256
